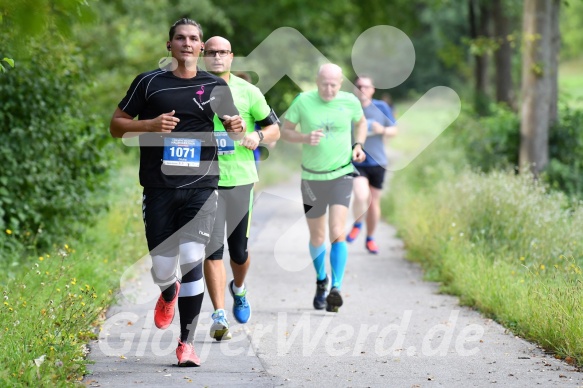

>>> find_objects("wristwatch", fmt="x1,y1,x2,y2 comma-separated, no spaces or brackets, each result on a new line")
352,142,364,150
255,130,265,142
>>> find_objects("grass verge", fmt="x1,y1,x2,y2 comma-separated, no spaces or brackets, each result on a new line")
385,133,583,367
0,157,145,386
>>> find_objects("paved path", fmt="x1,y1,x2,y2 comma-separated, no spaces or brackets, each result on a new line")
85,177,583,387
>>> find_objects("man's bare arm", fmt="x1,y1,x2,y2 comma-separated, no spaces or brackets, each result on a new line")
109,108,179,138
281,120,325,146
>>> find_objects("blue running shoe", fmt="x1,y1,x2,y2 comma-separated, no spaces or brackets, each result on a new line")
313,275,329,310
229,280,251,324
210,309,232,341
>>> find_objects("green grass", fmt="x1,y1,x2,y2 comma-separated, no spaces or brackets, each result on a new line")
385,131,583,367
559,57,583,109
0,154,145,386
390,98,454,155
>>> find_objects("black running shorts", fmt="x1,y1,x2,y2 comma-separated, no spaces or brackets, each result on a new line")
142,187,218,256
354,165,386,189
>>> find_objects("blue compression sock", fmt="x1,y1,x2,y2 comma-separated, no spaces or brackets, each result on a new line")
330,241,348,289
309,242,327,281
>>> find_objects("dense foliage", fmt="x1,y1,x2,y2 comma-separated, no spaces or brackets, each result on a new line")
450,103,583,198
0,0,582,257
546,106,583,196
0,38,113,254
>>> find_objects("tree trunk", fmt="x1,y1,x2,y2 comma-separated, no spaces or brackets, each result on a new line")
469,0,491,115
492,0,515,109
549,0,560,125
520,0,552,175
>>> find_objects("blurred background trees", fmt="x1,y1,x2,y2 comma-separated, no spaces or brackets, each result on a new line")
1,0,582,255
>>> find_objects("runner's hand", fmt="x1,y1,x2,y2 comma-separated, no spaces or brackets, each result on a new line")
306,129,325,146
352,146,366,163
222,115,245,133
370,121,385,135
151,110,179,132
240,132,259,150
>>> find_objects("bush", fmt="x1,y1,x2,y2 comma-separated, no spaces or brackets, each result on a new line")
544,106,583,197
450,103,520,172
0,42,113,253
0,163,146,386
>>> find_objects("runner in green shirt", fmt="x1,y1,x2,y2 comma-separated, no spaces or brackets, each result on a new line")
281,63,367,312
203,36,280,340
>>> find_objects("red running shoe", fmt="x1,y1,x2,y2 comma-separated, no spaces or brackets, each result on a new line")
365,239,379,254
346,224,361,243
154,281,180,329
176,340,201,367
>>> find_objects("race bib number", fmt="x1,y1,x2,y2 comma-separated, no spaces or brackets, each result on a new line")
215,131,235,155
162,137,201,167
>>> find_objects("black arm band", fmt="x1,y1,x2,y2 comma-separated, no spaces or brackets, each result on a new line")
256,109,280,126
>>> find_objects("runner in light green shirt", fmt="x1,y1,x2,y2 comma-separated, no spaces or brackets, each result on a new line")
212,73,272,186
284,89,363,181
282,63,367,314
203,36,280,341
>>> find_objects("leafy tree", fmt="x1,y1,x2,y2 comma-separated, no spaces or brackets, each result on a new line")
560,0,583,60
0,0,112,253
0,57,13,73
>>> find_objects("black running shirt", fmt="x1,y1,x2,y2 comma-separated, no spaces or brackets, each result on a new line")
118,69,239,189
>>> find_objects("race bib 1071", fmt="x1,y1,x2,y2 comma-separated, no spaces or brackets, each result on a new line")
162,137,201,167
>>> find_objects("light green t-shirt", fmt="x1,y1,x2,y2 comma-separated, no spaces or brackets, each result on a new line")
213,74,272,187
285,90,363,181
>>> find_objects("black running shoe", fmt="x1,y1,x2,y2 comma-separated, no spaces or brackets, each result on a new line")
325,287,343,312
313,276,329,310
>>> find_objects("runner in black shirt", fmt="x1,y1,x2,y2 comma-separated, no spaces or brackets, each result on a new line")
110,18,244,367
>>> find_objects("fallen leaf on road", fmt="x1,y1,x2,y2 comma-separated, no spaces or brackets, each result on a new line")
565,357,575,365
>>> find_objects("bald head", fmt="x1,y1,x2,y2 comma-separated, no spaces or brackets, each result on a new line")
203,36,234,77
205,36,231,49
317,63,343,79
316,63,343,102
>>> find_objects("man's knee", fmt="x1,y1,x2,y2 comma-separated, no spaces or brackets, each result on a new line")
229,248,248,265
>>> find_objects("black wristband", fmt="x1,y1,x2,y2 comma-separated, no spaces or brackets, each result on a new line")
352,142,364,150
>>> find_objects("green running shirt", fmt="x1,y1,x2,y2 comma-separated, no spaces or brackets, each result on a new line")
213,74,272,186
285,90,363,181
